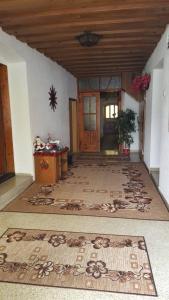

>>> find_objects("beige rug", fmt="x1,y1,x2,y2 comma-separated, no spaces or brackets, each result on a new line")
0,228,157,296
3,162,169,221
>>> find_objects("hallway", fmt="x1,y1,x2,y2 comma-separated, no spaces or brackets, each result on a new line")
0,1,169,299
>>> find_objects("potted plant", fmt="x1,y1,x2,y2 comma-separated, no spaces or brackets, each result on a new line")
115,109,136,155
131,73,151,93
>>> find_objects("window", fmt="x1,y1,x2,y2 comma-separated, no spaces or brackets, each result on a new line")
105,104,118,119
83,96,96,131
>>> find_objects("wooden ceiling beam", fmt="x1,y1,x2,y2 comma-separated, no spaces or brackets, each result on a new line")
63,62,146,69
16,27,163,40
76,72,142,77
57,62,146,69
70,70,144,76
76,68,142,72
4,17,167,35
42,42,155,50
36,44,156,54
62,58,146,64
51,57,149,64
29,36,160,48
20,32,161,44
52,55,148,62
52,57,148,67
66,68,144,75
48,51,152,61
2,7,169,29
40,44,154,56
66,64,144,69
6,25,166,40
1,0,168,22
65,63,144,72
77,74,138,78
50,51,149,57
48,48,151,54
74,68,142,78
58,58,146,65
76,67,142,73
0,0,169,12
67,66,145,72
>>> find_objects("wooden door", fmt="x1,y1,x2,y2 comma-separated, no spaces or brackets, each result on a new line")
0,96,6,174
0,64,14,174
78,92,100,152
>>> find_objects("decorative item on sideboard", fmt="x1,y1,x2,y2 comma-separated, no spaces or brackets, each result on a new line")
33,136,46,151
33,135,63,153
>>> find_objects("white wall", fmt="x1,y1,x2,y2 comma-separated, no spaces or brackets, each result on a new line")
121,91,139,151
0,28,77,176
144,81,153,168
144,67,163,169
144,25,169,203
150,68,163,168
8,62,33,175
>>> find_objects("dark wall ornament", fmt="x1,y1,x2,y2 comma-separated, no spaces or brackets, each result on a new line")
49,85,57,111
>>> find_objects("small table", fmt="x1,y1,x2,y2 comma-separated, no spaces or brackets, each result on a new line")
34,148,68,184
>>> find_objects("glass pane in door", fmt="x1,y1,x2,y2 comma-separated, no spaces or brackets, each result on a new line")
90,97,96,113
90,115,96,130
83,97,90,113
84,115,90,130
83,95,97,131
84,114,96,131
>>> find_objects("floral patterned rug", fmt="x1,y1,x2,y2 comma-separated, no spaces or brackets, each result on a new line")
3,161,169,221
0,228,157,296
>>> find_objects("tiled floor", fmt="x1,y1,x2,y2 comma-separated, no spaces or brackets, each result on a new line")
0,162,168,300
0,213,169,300
0,175,33,210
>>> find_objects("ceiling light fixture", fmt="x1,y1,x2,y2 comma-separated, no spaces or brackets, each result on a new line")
76,31,102,47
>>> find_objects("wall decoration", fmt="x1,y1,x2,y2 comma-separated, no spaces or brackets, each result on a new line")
48,85,57,111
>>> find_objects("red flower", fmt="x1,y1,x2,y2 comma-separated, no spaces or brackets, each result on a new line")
131,73,151,92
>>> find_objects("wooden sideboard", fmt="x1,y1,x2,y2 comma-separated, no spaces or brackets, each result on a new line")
34,148,68,184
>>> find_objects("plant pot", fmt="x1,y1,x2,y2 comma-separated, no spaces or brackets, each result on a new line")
123,148,130,156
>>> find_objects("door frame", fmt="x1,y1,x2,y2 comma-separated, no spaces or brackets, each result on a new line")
69,98,79,153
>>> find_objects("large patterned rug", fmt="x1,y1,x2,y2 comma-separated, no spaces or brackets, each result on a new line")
0,228,157,296
2,161,169,221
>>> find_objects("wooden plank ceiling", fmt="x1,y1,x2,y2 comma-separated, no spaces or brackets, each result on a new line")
0,0,169,78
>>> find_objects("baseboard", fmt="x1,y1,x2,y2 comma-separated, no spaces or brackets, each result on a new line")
150,168,160,172
158,187,169,211
129,150,139,153
143,161,150,173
